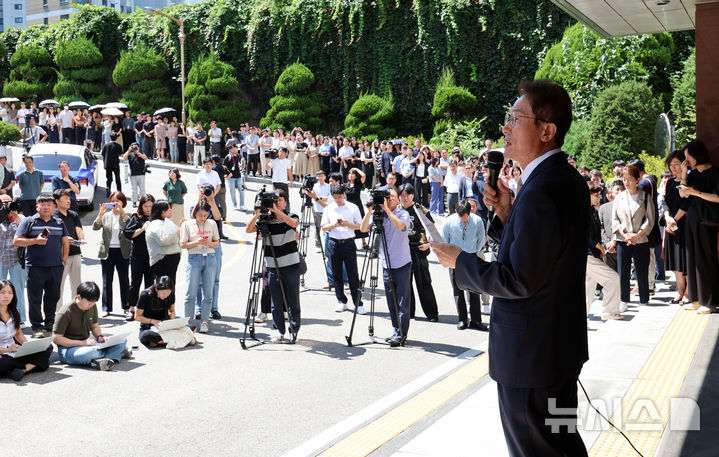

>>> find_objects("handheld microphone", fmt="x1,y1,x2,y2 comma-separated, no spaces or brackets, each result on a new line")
486,150,504,215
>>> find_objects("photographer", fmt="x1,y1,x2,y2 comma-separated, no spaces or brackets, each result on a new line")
211,155,228,225
101,132,123,198
321,184,365,314
302,170,330,250
122,142,148,208
398,184,439,322
21,117,47,149
359,188,412,347
246,188,301,343
265,147,293,212
197,158,226,240
223,144,246,211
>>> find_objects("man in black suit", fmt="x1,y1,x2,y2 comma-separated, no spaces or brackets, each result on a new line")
433,80,590,457
101,132,123,198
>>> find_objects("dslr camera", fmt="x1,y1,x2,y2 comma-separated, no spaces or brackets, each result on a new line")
201,184,215,197
0,200,20,224
264,148,278,160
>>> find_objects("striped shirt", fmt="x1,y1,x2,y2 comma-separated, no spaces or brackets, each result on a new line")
264,213,300,269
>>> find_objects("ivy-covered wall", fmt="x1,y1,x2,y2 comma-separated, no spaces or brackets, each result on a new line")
1,1,571,137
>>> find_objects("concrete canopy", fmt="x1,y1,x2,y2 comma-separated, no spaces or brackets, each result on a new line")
550,0,696,37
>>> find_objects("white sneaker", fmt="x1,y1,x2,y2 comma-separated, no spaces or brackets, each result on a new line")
683,302,701,311
315,247,323,253
284,312,289,320
334,302,347,312
200,322,209,333
696,305,716,314
601,313,625,321
270,330,284,343
255,312,268,323
618,302,628,313
19,321,27,329
356,305,368,315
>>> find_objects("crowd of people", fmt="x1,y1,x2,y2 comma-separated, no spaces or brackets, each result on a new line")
1,95,718,383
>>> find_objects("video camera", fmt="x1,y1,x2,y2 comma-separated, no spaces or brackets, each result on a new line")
264,148,278,160
254,186,279,214
368,186,391,225
0,200,20,224
301,174,317,192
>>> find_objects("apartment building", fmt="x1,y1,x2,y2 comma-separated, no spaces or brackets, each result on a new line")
25,0,133,27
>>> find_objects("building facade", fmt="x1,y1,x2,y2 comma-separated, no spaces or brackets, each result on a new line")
1,0,27,32
25,0,133,27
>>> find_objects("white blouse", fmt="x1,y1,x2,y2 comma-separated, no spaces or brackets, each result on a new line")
0,315,16,348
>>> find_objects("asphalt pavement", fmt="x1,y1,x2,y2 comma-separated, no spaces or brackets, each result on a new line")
4,160,491,457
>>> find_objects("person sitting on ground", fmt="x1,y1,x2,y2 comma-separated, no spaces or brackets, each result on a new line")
53,281,131,371
0,280,52,381
135,275,196,349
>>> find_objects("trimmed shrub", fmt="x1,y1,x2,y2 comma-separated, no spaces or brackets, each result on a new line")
563,119,591,163
113,46,174,114
260,63,327,132
584,81,663,170
344,93,395,140
430,69,477,138
0,122,21,145
185,53,250,129
3,45,56,101
53,37,110,104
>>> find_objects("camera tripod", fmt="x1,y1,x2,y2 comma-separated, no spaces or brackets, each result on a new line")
345,213,404,347
297,193,330,288
240,212,296,349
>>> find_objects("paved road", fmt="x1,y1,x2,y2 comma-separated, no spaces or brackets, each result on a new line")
5,162,488,457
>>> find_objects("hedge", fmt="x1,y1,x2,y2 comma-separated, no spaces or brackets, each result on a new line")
3,45,56,101
53,37,110,104
260,63,327,132
344,93,395,140
113,46,174,114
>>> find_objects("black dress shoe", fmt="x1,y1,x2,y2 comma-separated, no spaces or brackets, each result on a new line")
428,317,438,322
470,322,489,332
457,321,468,330
211,310,222,320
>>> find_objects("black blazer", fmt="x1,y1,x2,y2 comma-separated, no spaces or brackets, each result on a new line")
455,152,590,388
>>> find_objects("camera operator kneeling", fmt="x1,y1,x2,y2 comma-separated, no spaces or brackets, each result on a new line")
246,188,301,343
135,276,196,349
360,188,412,347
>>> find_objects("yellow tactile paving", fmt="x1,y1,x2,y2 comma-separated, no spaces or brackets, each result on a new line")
589,310,709,457
318,353,489,457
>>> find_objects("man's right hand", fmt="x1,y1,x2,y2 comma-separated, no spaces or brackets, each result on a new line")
483,179,511,223
35,234,48,246
85,337,98,346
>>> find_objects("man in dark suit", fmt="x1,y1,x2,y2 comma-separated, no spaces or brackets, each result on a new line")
101,132,123,198
433,80,590,457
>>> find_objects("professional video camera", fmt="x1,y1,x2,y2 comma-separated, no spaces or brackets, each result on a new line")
301,174,317,192
367,186,391,225
264,148,278,160
201,184,215,197
25,114,33,124
254,186,279,214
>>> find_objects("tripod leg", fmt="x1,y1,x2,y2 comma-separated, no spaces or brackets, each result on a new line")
241,233,265,349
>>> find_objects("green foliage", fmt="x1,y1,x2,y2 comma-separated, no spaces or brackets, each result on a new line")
671,48,695,147
185,53,250,129
638,151,666,180
584,81,662,170
429,117,486,157
430,69,477,138
113,46,173,114
0,122,21,146
3,45,56,101
536,23,676,117
54,37,110,104
563,119,590,162
344,93,395,140
261,63,327,132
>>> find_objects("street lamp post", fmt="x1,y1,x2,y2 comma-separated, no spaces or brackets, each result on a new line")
145,7,186,125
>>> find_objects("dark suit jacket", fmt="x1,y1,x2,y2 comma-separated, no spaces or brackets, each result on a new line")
455,152,590,388
1,166,14,191
102,141,123,170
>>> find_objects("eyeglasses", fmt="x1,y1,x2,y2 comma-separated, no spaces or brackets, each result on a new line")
504,112,551,127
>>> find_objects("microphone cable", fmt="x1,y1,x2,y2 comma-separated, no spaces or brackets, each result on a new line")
578,378,644,457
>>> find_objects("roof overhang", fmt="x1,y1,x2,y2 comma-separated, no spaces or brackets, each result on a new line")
549,0,701,37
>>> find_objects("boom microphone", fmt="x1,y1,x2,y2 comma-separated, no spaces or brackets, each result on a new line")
486,149,504,215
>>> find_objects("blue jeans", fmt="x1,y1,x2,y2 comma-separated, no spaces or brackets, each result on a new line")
135,133,145,154
430,182,444,214
226,177,244,208
384,262,412,338
196,244,222,313
184,253,217,321
0,263,26,322
169,138,179,161
58,340,127,365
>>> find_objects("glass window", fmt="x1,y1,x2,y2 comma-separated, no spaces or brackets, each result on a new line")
14,17,22,24
14,4,22,10
44,0,48,7
44,18,48,25
60,14,69,20
30,155,83,171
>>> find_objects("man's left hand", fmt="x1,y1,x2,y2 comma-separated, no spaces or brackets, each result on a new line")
430,242,462,268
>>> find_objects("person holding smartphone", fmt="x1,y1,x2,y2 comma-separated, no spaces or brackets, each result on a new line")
92,192,131,318
13,193,70,339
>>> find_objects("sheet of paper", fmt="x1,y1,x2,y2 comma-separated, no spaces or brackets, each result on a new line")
415,208,443,243
163,217,179,236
